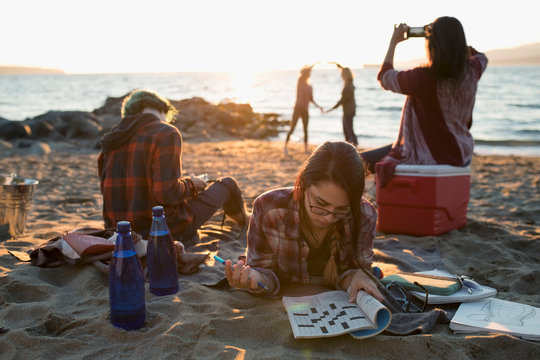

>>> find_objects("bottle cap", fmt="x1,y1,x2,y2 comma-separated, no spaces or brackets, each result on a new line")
372,266,384,279
152,206,164,217
117,221,131,233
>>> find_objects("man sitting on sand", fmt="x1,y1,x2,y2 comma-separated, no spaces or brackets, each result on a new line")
97,89,248,269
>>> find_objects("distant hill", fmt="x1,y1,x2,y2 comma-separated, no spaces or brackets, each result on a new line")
375,42,540,69
0,66,65,75
486,42,540,65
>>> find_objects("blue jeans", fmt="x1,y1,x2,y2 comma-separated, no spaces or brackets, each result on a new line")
183,177,244,246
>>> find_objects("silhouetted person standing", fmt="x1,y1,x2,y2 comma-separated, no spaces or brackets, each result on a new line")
284,66,324,155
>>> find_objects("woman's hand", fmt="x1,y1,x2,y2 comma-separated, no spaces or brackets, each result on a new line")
346,269,384,303
391,23,409,45
225,259,266,291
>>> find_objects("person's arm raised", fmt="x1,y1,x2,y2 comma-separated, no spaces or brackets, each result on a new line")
383,23,409,66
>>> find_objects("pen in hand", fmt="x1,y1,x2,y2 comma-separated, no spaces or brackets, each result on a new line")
213,255,269,291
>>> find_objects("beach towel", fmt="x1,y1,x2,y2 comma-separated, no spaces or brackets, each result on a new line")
26,219,450,335
194,224,450,336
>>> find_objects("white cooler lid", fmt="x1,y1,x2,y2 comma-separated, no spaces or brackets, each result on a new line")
394,164,471,177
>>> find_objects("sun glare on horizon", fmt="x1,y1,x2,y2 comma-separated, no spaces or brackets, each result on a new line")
1,0,539,74
227,68,259,103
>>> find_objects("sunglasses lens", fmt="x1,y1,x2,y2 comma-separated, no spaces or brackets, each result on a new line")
386,283,410,311
386,281,429,313
387,284,405,298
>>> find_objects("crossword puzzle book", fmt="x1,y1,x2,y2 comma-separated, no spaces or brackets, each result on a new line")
282,290,392,339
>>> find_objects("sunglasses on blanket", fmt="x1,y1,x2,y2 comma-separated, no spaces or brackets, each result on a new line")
385,281,429,313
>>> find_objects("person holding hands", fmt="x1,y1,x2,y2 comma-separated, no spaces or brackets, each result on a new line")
326,65,358,147
283,65,324,155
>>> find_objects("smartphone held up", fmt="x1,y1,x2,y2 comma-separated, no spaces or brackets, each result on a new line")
407,27,426,38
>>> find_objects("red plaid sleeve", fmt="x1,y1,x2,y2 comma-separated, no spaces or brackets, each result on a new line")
151,129,191,204
357,198,377,268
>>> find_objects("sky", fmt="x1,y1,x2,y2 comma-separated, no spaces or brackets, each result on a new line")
2,0,539,73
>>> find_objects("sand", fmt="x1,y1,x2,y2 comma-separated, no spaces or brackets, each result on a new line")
1,139,539,359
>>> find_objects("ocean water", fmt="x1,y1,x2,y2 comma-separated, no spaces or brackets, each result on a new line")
1,66,539,156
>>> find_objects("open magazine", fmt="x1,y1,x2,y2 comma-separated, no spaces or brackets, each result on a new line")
282,290,391,339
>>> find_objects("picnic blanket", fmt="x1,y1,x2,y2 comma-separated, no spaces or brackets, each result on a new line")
25,222,450,335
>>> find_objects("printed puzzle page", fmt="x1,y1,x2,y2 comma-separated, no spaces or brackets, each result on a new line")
282,290,376,339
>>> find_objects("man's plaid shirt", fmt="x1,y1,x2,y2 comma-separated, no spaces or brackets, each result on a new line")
98,114,196,239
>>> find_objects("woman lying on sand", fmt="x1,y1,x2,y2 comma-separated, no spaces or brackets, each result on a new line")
223,141,383,302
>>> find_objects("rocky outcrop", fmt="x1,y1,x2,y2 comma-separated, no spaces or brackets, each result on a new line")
0,92,289,151
170,97,284,140
0,139,13,153
91,93,288,141
25,111,103,140
0,121,32,140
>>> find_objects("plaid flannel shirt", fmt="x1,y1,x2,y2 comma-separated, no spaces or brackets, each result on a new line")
246,187,377,295
97,115,196,239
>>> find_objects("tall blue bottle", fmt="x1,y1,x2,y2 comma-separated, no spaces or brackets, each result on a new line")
109,221,146,330
147,206,179,296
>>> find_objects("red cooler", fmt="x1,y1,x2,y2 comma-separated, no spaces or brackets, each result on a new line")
376,164,471,236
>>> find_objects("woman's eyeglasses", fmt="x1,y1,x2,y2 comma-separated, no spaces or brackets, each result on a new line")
306,191,350,219
385,281,429,313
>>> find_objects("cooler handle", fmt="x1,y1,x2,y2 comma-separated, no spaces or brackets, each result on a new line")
389,178,418,194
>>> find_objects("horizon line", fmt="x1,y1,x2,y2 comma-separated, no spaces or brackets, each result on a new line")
2,41,539,75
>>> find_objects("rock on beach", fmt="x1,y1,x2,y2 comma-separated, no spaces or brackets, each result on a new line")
0,92,288,155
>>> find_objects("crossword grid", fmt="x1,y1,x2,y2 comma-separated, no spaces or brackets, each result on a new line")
291,302,367,336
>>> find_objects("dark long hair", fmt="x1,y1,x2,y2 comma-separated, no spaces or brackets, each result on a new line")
293,141,367,255
427,17,469,80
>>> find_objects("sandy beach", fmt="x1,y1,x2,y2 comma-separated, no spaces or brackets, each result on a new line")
1,139,539,359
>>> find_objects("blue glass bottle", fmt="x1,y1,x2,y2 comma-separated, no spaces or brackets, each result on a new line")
147,206,179,296
109,221,146,330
